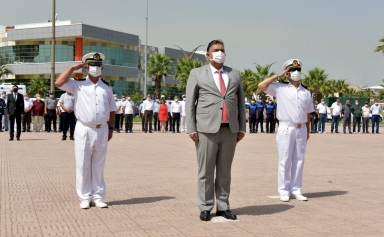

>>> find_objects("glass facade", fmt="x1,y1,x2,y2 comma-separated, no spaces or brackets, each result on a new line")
83,46,138,68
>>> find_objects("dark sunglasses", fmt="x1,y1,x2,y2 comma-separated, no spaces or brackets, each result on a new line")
288,67,301,72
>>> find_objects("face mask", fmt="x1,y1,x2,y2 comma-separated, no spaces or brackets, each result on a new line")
147,98,150,101
2,94,6,98
210,51,226,64
24,97,28,100
290,71,301,81
37,97,41,100
183,98,186,101
13,88,18,92
321,101,324,104
88,66,102,77
365,104,368,107
355,103,358,105
114,97,117,101
269,101,272,104
175,99,178,102
127,97,131,101
156,100,159,103
375,103,378,105
50,95,54,99
122,98,126,101
251,101,255,104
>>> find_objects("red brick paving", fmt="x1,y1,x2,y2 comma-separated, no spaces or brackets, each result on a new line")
1,124,383,236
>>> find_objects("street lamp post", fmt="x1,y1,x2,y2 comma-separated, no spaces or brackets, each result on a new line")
144,0,148,96
50,0,56,94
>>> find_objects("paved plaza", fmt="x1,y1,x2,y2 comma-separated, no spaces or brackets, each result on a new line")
1,124,383,236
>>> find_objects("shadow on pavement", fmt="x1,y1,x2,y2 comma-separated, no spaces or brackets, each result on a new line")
305,191,348,198
108,196,175,206
232,204,294,216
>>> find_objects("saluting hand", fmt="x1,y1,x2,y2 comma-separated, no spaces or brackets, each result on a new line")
72,62,87,71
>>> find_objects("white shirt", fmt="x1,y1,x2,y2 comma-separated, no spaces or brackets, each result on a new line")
370,104,382,115
171,101,182,116
317,103,327,114
330,102,342,116
124,100,134,114
180,100,186,116
143,99,154,111
24,98,33,111
167,102,172,113
57,101,64,112
210,65,229,93
265,82,314,124
115,100,122,114
59,76,117,125
362,106,370,117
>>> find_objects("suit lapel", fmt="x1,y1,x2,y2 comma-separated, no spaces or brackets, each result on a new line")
224,66,232,96
205,65,222,96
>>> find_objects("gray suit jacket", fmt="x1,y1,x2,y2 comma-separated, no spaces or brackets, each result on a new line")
186,64,246,134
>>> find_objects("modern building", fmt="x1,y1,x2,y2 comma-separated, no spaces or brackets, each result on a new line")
0,20,206,97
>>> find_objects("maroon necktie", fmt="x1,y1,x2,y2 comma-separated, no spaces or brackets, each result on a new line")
217,70,228,122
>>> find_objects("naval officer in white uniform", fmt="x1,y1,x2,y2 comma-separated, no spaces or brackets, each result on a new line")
259,59,314,202
55,52,117,209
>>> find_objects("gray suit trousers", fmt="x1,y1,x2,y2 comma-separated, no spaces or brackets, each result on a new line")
196,126,237,212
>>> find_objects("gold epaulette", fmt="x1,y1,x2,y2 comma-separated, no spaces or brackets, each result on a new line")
101,78,110,86
74,77,86,81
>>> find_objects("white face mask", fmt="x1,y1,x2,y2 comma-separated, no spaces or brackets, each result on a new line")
210,51,226,64
2,94,5,98
365,104,368,107
114,97,117,101
88,66,102,77
183,98,185,101
122,98,126,101
24,97,29,100
290,71,301,81
355,103,358,105
127,97,131,101
37,97,41,100
321,101,324,104
175,99,178,102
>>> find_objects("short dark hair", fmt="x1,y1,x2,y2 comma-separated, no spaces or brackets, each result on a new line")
207,39,224,52
13,85,18,88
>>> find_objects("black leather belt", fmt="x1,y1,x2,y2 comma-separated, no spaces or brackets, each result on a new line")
220,123,230,128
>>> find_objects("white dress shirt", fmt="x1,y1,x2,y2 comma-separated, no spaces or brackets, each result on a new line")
317,103,327,114
24,98,33,111
124,100,134,114
362,106,370,117
330,102,342,116
265,82,314,124
115,100,122,114
210,65,228,93
142,99,154,111
59,76,117,125
171,101,182,116
370,104,382,115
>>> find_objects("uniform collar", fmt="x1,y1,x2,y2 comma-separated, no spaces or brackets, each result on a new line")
86,75,101,85
288,82,305,90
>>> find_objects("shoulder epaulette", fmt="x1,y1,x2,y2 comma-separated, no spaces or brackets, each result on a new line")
101,79,110,86
74,77,86,81
301,84,308,90
279,81,289,84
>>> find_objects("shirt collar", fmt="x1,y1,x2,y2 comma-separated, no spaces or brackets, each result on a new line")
210,64,225,74
86,75,101,85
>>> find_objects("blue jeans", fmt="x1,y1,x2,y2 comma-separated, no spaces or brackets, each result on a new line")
331,115,340,132
318,113,326,133
371,115,380,133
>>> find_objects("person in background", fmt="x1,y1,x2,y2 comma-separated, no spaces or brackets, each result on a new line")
32,94,46,133
45,92,58,132
167,97,173,132
57,100,62,133
171,95,182,133
158,98,168,133
0,94,5,132
310,100,319,133
351,100,362,134
60,91,76,140
255,99,265,133
1,91,9,131
342,100,352,134
180,95,187,132
142,94,154,133
123,95,134,133
22,93,33,132
7,85,24,141
370,99,382,134
120,95,125,130
153,97,160,132
113,94,122,133
361,102,370,133
248,99,257,133
316,99,327,134
330,99,342,133
265,98,276,133
139,98,145,131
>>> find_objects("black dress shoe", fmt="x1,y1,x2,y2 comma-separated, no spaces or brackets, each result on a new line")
9,138,14,141
70,137,75,141
216,210,237,220
62,137,67,141
200,211,211,221
22,130,26,132
17,137,20,141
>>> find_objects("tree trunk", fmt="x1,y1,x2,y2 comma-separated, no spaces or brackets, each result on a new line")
154,75,161,97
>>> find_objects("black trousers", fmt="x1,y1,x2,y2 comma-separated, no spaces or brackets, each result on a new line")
125,114,133,132
9,114,22,138
172,112,180,132
153,112,159,131
46,109,57,131
58,114,63,131
362,117,369,133
266,113,275,133
114,114,121,132
343,116,351,133
120,113,124,129
0,114,2,131
353,116,361,133
167,112,173,131
22,111,32,131
249,114,256,132
62,112,76,138
256,114,264,132
144,110,153,132
44,115,48,131
140,113,145,131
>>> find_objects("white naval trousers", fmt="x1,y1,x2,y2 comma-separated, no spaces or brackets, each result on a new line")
276,124,307,196
180,116,187,131
75,122,108,201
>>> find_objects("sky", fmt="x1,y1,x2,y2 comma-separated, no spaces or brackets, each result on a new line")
1,0,384,87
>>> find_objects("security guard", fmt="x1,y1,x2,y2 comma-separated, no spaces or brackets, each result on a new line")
259,59,314,202
264,98,276,133
55,52,117,209
255,99,265,133
248,99,257,133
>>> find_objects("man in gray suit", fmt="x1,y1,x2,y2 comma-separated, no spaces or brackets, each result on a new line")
186,40,246,221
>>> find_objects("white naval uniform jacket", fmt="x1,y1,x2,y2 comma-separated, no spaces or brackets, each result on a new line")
59,76,117,125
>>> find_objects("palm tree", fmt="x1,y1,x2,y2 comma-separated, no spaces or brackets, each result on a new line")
301,67,329,101
0,57,13,79
254,63,276,100
343,88,357,97
174,59,202,93
374,35,384,54
379,79,384,100
29,76,48,96
334,79,350,97
147,54,172,97
240,69,257,101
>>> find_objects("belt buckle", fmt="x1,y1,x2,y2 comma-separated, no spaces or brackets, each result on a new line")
96,124,101,129
297,124,302,128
